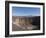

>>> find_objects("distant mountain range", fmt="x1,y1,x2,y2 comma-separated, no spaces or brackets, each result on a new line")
12,15,39,17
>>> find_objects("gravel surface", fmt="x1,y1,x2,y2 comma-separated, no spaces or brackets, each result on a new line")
12,23,40,31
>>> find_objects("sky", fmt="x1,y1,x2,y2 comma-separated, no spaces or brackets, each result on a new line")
12,7,40,16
